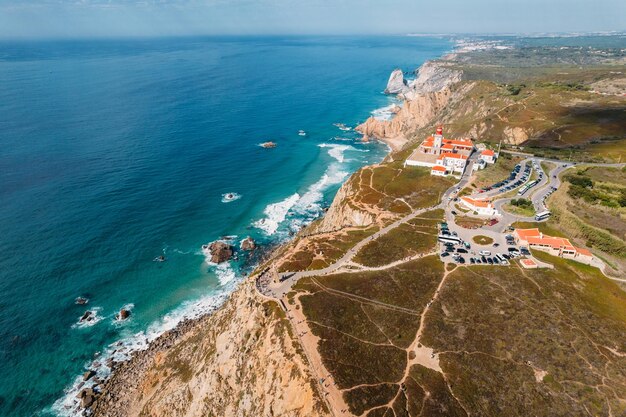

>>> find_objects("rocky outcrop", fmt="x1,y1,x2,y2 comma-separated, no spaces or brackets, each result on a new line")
384,69,409,94
90,280,326,417
356,61,464,149
405,61,463,98
316,179,374,233
116,308,131,321
356,87,455,147
240,236,256,251
208,241,233,263
503,126,530,145
80,310,94,323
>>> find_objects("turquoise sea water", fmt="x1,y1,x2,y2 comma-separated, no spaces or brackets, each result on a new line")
0,36,452,416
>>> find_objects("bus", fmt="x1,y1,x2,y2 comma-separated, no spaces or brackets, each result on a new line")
517,180,539,196
535,210,551,221
438,235,462,245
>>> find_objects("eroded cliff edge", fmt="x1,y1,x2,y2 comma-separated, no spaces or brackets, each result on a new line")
356,61,465,150
91,280,328,417
89,60,458,417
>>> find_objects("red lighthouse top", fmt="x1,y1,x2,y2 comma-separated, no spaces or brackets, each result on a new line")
436,126,443,135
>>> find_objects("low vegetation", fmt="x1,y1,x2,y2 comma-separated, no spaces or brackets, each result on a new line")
504,198,536,217
353,210,442,267
421,258,626,416
471,153,521,190
277,226,378,272
294,257,449,415
472,235,494,245
565,171,626,209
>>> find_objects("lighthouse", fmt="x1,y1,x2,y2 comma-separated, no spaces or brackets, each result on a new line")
433,126,444,150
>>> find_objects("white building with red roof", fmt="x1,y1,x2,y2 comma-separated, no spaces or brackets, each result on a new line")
480,149,498,164
513,228,595,265
405,126,475,176
460,197,500,216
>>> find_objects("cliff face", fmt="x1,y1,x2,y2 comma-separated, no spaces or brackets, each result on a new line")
91,280,327,417
315,177,374,233
356,62,463,149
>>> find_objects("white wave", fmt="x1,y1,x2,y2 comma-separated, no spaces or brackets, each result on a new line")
318,143,356,163
293,163,348,217
215,263,236,286
221,192,241,203
253,192,300,235
52,283,237,417
72,307,103,329
371,103,399,121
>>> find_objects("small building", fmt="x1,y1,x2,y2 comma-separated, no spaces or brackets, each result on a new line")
513,228,595,265
460,197,500,216
430,165,448,176
480,149,497,164
473,159,487,171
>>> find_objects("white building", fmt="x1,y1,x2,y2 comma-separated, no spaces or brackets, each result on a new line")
480,149,498,164
405,127,475,176
460,197,500,216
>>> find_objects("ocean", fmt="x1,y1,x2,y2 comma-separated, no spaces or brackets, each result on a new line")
0,35,452,416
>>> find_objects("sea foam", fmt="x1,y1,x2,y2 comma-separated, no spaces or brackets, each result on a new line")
52,282,237,417
253,192,300,235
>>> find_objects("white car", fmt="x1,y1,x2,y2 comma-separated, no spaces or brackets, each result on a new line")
479,250,491,256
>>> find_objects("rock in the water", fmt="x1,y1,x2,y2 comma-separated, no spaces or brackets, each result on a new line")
240,236,256,251
79,311,93,323
384,68,408,94
208,241,234,263
117,308,131,321
75,296,89,305
83,370,96,381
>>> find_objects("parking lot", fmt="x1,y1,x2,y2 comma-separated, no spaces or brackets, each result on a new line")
438,221,529,266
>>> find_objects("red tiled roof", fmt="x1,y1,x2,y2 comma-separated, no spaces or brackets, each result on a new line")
431,165,447,172
526,236,572,250
439,152,468,160
515,228,541,240
482,149,495,156
576,247,593,257
461,197,492,208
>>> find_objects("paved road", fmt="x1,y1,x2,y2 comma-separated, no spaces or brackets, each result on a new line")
259,155,626,298
267,203,442,298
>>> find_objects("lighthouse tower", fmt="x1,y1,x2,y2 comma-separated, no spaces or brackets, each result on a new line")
433,126,444,151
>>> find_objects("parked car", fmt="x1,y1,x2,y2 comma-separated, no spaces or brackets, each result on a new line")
441,252,450,257
479,250,491,256
457,248,468,254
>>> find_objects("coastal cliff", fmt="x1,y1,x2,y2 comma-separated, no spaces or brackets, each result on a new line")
356,62,463,150
91,280,327,417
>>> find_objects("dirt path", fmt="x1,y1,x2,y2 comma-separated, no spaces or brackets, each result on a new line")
284,293,349,416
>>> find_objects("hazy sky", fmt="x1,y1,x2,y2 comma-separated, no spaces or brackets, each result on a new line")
0,0,624,39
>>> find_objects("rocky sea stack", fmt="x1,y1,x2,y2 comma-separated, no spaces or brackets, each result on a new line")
240,236,256,251
208,241,234,263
